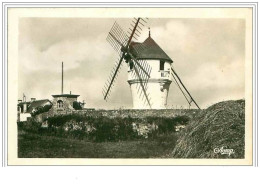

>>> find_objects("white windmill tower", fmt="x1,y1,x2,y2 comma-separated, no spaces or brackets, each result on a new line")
103,18,200,110
127,29,173,109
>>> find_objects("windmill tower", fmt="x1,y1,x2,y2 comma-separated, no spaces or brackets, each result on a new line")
127,30,173,109
103,18,200,110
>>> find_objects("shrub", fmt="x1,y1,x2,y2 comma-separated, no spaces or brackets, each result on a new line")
17,120,41,132
146,116,190,138
20,114,191,142
31,104,52,117
73,101,83,110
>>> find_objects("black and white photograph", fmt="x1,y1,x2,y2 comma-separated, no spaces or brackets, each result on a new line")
5,6,254,165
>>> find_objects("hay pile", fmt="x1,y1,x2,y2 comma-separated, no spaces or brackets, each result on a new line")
171,100,245,158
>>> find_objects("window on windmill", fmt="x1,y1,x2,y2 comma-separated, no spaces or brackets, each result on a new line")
130,61,134,70
57,100,63,108
160,61,165,71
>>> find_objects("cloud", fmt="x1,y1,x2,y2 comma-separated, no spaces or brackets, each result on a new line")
147,19,245,108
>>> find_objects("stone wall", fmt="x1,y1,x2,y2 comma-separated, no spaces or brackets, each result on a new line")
75,109,201,119
35,108,201,122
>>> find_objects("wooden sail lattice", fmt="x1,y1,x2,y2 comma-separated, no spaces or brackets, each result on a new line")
103,18,152,108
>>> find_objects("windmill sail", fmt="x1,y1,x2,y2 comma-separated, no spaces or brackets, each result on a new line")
103,53,124,100
132,63,152,108
103,17,152,108
106,22,128,54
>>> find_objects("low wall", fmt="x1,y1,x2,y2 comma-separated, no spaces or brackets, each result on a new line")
36,108,201,122
74,109,201,119
35,109,201,122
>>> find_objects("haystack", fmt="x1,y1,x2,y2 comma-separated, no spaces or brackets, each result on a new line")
171,100,245,158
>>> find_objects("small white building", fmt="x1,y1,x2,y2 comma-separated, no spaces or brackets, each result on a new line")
128,33,173,109
17,98,52,122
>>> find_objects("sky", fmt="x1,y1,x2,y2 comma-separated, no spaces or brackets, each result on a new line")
18,18,245,109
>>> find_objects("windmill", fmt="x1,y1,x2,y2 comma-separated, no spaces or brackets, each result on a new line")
103,18,200,109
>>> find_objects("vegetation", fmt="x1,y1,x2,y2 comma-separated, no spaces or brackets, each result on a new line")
18,115,189,142
18,100,245,158
18,130,178,158
30,104,52,117
17,115,188,158
73,101,83,110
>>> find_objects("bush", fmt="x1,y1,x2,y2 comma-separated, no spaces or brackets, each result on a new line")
19,114,191,142
17,120,41,132
31,104,52,117
146,116,190,138
73,101,83,110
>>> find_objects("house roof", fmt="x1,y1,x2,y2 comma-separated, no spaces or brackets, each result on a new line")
18,99,52,112
17,101,31,105
27,99,52,113
52,94,80,98
129,36,173,63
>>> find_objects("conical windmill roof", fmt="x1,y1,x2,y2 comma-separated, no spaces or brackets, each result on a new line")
130,36,173,63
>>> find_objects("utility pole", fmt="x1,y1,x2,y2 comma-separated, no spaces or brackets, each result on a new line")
62,62,63,94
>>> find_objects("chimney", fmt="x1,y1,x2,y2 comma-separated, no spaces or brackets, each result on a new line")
23,93,26,102
18,100,22,104
70,91,71,95
23,103,27,113
31,98,36,102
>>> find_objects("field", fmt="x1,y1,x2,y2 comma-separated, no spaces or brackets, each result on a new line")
18,129,177,158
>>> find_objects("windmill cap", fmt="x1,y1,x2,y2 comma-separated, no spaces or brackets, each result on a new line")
129,36,173,63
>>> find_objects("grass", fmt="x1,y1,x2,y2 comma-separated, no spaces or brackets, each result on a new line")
18,129,178,158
